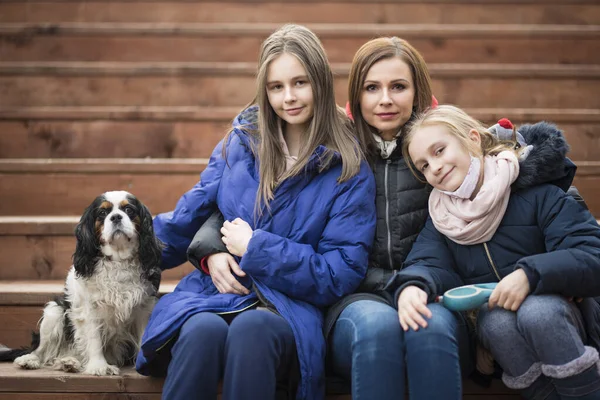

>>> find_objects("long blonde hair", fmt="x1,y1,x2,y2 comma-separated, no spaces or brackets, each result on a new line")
402,105,518,180
348,37,433,160
226,24,362,214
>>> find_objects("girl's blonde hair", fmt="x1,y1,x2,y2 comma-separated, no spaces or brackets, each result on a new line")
226,24,362,214
402,105,518,180
347,37,433,160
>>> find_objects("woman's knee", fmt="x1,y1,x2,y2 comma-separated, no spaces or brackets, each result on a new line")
336,300,403,344
404,303,460,344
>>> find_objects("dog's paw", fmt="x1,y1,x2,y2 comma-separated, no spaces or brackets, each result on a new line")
84,360,120,376
54,357,82,373
14,354,41,370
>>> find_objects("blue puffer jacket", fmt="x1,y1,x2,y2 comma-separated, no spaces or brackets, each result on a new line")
135,107,377,400
387,121,600,304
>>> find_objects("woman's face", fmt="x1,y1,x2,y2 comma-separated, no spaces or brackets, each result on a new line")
265,53,314,131
359,57,415,141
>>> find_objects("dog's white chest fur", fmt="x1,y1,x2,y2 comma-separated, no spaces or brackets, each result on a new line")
67,259,152,326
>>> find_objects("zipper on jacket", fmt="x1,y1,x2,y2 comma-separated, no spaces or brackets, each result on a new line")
215,300,259,315
384,159,394,269
483,242,501,281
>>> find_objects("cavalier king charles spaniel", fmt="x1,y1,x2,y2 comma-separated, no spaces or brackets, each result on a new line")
0,191,162,375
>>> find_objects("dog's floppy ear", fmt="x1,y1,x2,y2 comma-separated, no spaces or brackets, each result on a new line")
136,199,163,292
73,196,101,278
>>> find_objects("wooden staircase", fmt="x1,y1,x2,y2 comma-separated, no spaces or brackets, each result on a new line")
0,0,598,398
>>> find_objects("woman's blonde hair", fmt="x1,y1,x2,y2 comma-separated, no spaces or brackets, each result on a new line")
226,24,362,214
402,105,518,180
348,37,433,160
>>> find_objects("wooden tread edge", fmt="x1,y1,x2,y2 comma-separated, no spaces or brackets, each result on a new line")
0,280,178,305
1,62,599,78
1,22,599,37
1,107,599,122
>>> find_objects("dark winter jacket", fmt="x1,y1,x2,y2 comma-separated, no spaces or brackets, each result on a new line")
385,123,600,345
323,147,430,336
136,107,377,400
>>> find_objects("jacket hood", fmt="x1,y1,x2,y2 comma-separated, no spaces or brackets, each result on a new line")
512,121,576,192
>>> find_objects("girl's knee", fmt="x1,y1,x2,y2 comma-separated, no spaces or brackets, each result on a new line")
477,306,519,349
179,312,228,345
516,295,574,335
228,310,294,344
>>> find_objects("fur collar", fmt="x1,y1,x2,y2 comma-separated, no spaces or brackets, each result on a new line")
512,121,576,192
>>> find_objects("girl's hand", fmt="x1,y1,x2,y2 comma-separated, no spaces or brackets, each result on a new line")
207,252,249,295
397,286,432,331
488,269,530,311
221,218,253,257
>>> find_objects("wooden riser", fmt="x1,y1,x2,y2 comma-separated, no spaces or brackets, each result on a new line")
1,1,599,25
1,24,599,64
0,117,599,161
0,161,599,216
2,74,600,109
0,235,195,281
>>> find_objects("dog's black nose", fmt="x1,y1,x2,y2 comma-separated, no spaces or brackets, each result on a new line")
110,214,123,222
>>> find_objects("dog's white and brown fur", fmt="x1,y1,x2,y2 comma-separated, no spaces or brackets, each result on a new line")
0,191,162,375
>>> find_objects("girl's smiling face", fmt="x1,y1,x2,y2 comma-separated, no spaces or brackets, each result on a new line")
408,124,479,192
359,57,415,141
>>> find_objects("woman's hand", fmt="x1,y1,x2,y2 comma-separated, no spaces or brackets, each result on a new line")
221,218,253,257
397,285,432,331
488,269,530,311
207,252,249,295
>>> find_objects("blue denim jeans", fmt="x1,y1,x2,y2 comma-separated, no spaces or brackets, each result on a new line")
478,295,600,400
329,299,472,400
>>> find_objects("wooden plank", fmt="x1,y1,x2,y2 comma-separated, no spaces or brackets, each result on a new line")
1,120,599,161
0,235,195,280
2,106,599,123
0,121,230,159
0,171,203,215
0,306,41,348
0,0,596,3
1,24,598,64
0,280,179,306
0,2,599,25
0,394,161,400
0,365,164,393
2,62,599,78
1,75,599,109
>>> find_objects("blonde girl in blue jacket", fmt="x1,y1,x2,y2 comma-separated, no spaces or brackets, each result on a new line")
389,105,600,399
136,24,376,400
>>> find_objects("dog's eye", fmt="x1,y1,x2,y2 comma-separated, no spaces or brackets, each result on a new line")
97,209,108,218
124,206,136,217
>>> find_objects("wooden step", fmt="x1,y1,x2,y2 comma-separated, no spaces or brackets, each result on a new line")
1,107,599,160
1,1,599,25
0,364,518,399
0,216,196,280
1,63,599,109
0,160,599,216
1,23,598,64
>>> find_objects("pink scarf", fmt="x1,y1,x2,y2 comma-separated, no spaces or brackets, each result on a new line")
428,151,520,245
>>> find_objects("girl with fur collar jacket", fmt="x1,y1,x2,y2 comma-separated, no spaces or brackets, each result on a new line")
388,105,600,400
